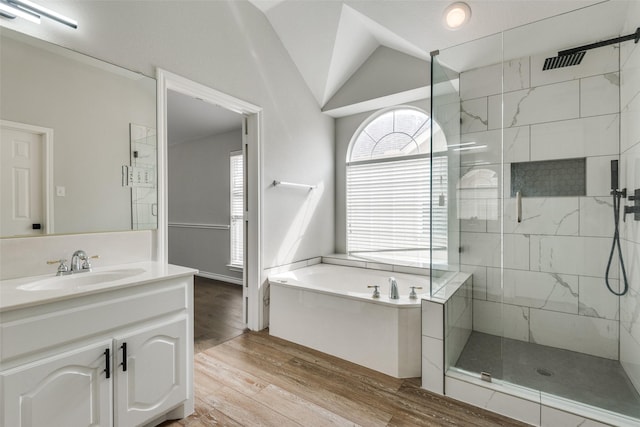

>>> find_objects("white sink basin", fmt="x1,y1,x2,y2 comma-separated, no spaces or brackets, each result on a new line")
17,268,147,291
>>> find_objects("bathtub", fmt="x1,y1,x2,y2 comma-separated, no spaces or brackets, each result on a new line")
268,263,430,378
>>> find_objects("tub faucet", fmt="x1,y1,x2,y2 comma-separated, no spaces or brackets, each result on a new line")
367,285,380,298
389,277,399,299
409,286,423,299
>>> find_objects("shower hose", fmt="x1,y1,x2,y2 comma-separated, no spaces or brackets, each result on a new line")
605,190,629,296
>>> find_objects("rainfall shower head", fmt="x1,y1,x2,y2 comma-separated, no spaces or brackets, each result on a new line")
543,51,586,70
542,27,639,71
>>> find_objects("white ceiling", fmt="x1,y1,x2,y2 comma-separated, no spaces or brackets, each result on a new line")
249,0,630,108
167,89,243,146
167,0,631,138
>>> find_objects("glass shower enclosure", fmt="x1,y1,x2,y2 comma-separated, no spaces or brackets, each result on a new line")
430,1,640,422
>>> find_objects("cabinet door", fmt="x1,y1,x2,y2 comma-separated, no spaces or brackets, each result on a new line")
0,339,113,427
114,317,187,427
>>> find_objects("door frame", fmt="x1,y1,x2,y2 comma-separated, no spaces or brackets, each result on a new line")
0,119,54,235
156,69,263,331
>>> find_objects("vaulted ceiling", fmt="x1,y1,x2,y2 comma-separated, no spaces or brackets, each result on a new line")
248,0,611,110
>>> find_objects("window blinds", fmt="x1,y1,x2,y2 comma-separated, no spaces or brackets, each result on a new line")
346,155,448,255
229,152,244,267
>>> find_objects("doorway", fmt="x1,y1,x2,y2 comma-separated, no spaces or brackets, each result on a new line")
166,89,246,350
166,90,244,284
0,120,53,237
156,69,263,332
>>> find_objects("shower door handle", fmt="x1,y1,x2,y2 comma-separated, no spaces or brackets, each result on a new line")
516,191,522,223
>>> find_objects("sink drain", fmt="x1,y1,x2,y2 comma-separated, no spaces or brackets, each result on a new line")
536,368,553,377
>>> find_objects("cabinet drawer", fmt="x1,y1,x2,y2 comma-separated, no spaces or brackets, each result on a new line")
1,278,188,362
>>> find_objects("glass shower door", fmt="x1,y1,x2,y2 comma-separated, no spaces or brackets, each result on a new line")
431,33,506,377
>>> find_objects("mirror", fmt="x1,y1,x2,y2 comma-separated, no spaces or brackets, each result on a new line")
0,28,157,238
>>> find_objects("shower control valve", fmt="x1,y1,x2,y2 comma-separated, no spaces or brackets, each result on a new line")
624,189,640,222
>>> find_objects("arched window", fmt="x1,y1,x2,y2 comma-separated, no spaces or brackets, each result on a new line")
346,107,448,264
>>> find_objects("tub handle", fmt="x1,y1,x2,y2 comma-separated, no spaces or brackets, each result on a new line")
409,286,423,299
367,285,380,298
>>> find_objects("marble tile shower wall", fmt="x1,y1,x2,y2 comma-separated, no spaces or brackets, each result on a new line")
458,45,621,360
619,2,640,393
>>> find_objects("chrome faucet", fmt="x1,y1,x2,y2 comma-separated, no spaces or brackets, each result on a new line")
389,277,399,299
47,259,69,276
47,250,97,275
70,250,92,273
367,285,381,298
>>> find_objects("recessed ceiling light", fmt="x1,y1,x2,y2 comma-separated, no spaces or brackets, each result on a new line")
443,2,471,31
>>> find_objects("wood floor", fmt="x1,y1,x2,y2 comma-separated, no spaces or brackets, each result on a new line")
160,278,526,427
192,276,246,354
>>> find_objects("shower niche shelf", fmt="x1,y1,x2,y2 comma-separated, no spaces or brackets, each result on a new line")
511,158,586,197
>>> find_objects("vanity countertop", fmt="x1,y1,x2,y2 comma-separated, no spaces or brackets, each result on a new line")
0,262,197,312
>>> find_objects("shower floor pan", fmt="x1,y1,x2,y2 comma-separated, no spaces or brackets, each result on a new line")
455,331,640,419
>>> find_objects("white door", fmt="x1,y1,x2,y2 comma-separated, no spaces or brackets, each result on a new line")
114,317,188,427
0,124,46,236
0,339,113,427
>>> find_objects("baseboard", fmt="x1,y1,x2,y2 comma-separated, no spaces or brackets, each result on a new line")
197,271,242,285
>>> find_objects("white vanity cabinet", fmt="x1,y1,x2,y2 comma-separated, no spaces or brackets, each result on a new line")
0,269,195,427
114,317,187,427
1,339,114,426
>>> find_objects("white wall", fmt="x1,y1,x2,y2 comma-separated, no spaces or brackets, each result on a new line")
619,0,640,394
167,130,242,283
0,35,155,234
323,47,430,113
458,45,621,360
1,1,335,294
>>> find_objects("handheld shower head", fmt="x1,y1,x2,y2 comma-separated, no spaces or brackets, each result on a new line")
611,159,619,191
